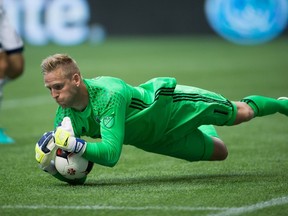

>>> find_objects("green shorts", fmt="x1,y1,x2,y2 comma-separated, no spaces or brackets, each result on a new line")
147,125,217,162
137,85,238,162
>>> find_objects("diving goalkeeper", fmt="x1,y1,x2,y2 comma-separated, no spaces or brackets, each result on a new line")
36,53,288,184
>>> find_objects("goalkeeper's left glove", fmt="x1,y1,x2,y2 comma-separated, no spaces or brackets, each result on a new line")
54,117,86,155
35,131,58,175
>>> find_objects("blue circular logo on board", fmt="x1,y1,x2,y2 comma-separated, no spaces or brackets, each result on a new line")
205,0,288,45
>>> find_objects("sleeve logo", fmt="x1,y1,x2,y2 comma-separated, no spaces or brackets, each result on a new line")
103,115,115,128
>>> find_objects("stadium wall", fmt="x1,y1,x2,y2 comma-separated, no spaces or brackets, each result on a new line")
88,0,215,35
3,0,287,46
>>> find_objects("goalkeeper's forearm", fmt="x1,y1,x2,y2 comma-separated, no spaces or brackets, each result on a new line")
82,140,122,167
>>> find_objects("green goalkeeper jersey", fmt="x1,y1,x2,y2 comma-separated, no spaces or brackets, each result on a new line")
54,76,235,167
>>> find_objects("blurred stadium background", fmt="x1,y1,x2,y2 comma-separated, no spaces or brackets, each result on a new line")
3,0,288,45
1,1,288,216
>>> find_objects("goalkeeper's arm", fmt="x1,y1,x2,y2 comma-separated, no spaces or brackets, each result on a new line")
54,111,125,167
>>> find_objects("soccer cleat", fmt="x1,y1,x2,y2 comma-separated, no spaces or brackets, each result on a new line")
277,97,288,116
278,97,288,101
0,128,15,144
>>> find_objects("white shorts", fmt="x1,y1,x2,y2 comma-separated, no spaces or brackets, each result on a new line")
0,8,24,54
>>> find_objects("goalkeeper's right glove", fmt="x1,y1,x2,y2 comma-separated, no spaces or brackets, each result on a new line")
54,117,86,155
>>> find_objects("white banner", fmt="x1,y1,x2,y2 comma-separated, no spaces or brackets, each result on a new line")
3,0,105,45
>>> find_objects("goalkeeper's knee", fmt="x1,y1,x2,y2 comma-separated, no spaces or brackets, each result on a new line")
209,137,228,161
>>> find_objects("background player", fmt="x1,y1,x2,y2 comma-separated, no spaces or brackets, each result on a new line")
0,0,25,143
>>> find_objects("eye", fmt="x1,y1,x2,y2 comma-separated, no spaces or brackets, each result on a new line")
53,84,64,91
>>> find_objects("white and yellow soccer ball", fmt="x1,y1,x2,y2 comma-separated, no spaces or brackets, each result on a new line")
55,148,94,180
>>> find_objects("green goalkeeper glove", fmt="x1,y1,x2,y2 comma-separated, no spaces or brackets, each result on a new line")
54,117,86,155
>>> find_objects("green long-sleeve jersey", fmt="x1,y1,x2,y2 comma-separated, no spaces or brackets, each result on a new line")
54,76,177,167
54,76,233,167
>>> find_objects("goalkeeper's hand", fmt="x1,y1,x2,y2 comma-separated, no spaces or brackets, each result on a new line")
35,131,57,175
54,117,86,155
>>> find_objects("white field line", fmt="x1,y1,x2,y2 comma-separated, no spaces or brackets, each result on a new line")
2,95,53,110
208,196,288,216
0,205,228,212
1,196,288,215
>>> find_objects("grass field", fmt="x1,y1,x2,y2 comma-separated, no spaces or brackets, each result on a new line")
0,36,288,216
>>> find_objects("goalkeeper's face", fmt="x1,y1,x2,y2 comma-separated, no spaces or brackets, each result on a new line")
44,67,82,109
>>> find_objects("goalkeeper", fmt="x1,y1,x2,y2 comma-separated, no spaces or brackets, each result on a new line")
36,53,288,183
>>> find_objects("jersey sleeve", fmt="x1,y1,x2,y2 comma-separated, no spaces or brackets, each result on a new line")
82,92,127,167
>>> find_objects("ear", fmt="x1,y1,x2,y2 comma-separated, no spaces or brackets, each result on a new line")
72,73,81,86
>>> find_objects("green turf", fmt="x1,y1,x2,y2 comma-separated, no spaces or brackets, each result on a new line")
0,36,288,216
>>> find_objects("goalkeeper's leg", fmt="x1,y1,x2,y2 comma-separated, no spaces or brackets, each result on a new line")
146,125,228,162
232,95,288,125
198,125,228,161
242,95,288,117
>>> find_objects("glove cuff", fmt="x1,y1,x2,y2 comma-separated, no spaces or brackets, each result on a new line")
74,138,86,155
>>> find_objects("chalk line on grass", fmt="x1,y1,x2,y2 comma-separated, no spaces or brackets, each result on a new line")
208,196,288,216
1,196,288,215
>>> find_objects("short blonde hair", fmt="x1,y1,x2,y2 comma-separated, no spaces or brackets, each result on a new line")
41,54,80,78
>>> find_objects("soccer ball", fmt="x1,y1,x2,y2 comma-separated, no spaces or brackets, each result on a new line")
55,148,94,180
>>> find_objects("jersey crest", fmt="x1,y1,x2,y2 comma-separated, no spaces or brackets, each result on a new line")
103,114,115,128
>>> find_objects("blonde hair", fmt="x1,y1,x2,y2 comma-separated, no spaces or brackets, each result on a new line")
41,54,80,78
